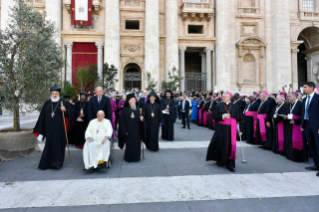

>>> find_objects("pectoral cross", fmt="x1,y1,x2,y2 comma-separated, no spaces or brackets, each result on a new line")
51,112,55,118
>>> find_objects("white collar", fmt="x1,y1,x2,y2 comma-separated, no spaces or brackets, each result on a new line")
308,92,314,98
225,101,231,105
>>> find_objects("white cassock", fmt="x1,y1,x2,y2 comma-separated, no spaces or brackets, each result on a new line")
83,118,113,169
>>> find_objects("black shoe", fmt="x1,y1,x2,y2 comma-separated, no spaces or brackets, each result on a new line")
228,168,235,172
182,126,185,129
316,172,319,177
305,166,319,171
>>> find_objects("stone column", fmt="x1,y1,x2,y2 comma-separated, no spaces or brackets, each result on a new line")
272,0,291,91
145,0,160,90
205,47,213,90
264,0,273,92
215,0,230,91
105,0,120,90
179,46,186,91
64,42,73,84
45,0,62,46
306,55,313,82
291,49,299,91
200,52,206,74
1,1,16,30
95,42,104,79
165,0,179,80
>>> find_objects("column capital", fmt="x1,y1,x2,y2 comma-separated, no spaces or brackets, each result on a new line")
291,49,299,54
179,46,187,51
199,52,206,57
64,41,73,48
95,42,104,48
205,46,214,52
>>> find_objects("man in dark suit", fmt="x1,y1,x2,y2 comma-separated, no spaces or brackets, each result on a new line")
180,95,190,129
88,86,112,122
301,82,319,177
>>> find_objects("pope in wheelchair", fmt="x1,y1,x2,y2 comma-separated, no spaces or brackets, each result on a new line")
83,110,113,170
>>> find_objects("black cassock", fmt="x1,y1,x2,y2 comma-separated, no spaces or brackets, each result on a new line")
255,98,274,147
271,103,288,154
196,100,205,125
243,101,260,144
119,106,142,162
284,101,308,162
67,103,76,145
161,98,177,141
234,99,246,140
144,102,163,151
33,99,74,170
207,101,216,130
73,101,89,148
206,102,243,168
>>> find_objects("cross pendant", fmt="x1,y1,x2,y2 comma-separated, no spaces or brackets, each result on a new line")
51,112,55,118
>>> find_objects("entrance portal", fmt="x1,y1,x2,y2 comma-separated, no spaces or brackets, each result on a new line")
123,63,141,91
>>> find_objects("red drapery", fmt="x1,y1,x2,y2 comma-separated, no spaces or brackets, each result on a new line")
72,42,98,87
71,0,93,26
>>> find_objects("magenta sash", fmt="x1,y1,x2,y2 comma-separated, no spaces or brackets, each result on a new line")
257,114,267,141
245,111,257,137
277,122,284,151
213,119,215,127
218,118,237,159
198,109,202,124
112,111,117,138
292,115,303,150
203,111,207,126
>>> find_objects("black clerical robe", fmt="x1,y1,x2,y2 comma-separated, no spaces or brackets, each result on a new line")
206,102,243,169
255,99,274,147
207,101,216,130
271,103,288,154
284,101,308,162
243,101,260,144
33,99,74,170
73,101,89,148
234,99,245,140
67,103,76,145
160,98,177,141
144,102,163,151
118,106,142,162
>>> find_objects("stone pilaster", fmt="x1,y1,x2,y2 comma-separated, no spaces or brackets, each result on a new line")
291,48,299,91
205,47,213,90
1,1,16,30
64,42,73,84
264,0,273,92
145,0,160,90
165,0,179,80
95,42,104,79
200,52,206,75
271,0,291,91
215,0,230,91
45,0,62,46
179,46,187,92
105,0,120,90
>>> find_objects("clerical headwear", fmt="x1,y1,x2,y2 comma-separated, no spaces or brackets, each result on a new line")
291,92,298,97
262,90,268,95
226,91,233,97
163,90,173,98
124,93,136,107
50,86,61,93
80,91,88,96
147,90,160,103
278,94,285,100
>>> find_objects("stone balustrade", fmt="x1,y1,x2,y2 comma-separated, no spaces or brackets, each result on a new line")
299,11,319,20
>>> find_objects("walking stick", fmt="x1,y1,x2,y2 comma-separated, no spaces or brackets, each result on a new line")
140,108,145,161
237,124,247,163
61,101,72,166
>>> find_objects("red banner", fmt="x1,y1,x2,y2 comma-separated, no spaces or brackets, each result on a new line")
71,0,93,26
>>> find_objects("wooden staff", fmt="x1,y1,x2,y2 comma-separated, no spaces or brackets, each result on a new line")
140,108,145,161
61,101,72,166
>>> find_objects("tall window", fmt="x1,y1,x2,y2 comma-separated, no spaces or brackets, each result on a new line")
303,0,315,11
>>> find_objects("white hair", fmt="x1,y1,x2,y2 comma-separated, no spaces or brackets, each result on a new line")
97,110,105,116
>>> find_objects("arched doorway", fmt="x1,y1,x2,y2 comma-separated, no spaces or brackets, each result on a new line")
123,63,142,91
297,27,319,87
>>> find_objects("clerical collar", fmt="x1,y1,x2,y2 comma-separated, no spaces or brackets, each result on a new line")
224,101,231,105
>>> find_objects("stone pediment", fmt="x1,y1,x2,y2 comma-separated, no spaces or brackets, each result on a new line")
236,36,267,47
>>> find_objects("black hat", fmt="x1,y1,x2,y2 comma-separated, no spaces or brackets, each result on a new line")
80,91,87,96
163,90,173,99
50,86,61,93
124,93,136,107
147,90,160,104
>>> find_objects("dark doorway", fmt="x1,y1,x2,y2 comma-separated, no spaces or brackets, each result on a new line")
185,52,206,91
124,64,141,91
297,43,307,88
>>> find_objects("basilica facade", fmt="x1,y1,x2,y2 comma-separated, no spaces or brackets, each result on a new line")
1,0,319,94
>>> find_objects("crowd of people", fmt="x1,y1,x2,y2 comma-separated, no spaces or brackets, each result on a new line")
33,82,319,177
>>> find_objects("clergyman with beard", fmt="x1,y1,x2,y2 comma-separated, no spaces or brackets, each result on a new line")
33,86,75,170
118,93,144,162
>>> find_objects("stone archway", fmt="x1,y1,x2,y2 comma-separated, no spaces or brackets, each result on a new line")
123,63,142,91
294,26,319,88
